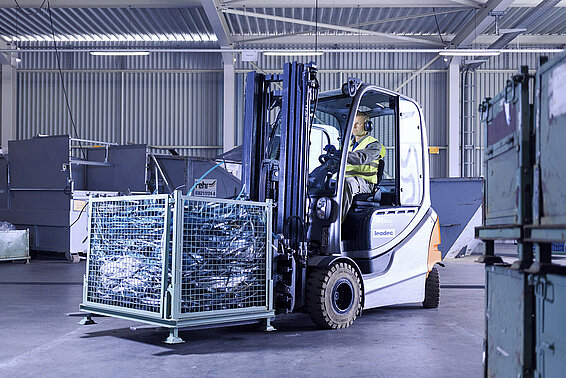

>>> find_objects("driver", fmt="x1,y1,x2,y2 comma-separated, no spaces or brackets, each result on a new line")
342,111,385,222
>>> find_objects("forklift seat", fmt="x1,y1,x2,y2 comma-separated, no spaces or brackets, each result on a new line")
351,159,384,208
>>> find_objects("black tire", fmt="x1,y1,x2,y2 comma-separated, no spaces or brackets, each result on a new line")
422,267,440,308
306,262,362,329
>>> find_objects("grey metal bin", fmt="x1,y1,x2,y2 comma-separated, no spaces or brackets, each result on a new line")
79,192,274,343
0,229,30,263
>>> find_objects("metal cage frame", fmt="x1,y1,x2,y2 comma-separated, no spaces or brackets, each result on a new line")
80,191,274,341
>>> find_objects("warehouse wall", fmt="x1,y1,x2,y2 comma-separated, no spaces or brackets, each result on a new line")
16,43,224,158
10,45,559,174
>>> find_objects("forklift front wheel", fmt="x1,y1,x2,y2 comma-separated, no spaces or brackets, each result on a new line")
306,262,362,329
422,267,440,308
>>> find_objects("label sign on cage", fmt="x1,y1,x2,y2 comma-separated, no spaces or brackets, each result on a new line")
193,179,217,197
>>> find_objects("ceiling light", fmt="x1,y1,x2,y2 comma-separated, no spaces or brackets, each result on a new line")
439,49,501,57
499,28,527,34
464,59,489,64
264,51,324,56
502,49,563,53
90,51,150,56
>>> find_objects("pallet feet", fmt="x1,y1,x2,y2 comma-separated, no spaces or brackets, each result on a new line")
65,252,81,264
263,318,276,332
164,328,185,344
78,314,96,325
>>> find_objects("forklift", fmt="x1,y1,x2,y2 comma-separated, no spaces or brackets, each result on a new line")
242,61,443,329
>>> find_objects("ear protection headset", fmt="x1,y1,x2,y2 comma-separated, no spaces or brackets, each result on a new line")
356,111,373,134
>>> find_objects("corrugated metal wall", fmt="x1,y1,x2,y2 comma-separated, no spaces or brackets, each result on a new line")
13,48,558,173
16,49,224,158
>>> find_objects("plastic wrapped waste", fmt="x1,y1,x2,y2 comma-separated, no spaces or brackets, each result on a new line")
0,221,16,232
85,195,268,314
181,200,267,313
86,198,167,313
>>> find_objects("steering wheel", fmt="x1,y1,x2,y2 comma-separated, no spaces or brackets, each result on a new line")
318,144,339,165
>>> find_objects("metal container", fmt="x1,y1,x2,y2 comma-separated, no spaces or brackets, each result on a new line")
0,135,120,257
532,273,566,377
534,50,566,226
480,66,533,227
80,192,274,342
485,265,534,377
0,229,30,262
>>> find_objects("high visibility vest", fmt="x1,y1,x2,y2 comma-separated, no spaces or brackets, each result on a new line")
345,135,385,184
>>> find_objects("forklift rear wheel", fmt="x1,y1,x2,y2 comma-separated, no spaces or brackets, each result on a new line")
422,267,440,308
306,262,362,329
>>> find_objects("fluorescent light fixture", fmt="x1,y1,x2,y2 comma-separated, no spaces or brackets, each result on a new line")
439,49,501,56
464,59,489,65
264,51,324,56
501,49,563,53
90,51,150,56
499,28,527,34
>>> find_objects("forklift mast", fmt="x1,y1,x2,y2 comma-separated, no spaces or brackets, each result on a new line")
241,61,319,313
242,62,319,251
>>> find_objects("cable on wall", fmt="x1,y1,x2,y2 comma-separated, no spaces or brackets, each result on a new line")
46,1,85,158
13,0,47,17
432,7,446,45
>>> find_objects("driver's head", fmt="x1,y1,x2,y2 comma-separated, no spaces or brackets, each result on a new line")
353,111,370,138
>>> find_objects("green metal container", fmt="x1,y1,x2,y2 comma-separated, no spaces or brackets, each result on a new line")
480,66,533,227
485,265,534,377
532,273,566,378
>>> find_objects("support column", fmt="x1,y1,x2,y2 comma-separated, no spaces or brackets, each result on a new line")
447,58,461,178
1,62,16,153
222,52,235,153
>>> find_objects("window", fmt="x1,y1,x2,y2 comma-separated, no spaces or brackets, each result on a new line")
399,99,423,206
358,90,396,181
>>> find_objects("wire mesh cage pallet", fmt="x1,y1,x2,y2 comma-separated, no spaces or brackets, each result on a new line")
79,191,274,343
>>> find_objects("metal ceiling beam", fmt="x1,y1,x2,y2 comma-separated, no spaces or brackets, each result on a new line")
5,0,564,7
222,8,443,46
488,0,562,49
231,9,466,45
232,34,566,46
448,0,482,7
0,1,201,8
201,0,231,47
465,0,562,69
450,0,516,47
218,0,566,7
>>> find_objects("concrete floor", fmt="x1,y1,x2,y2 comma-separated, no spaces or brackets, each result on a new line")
0,255,486,378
